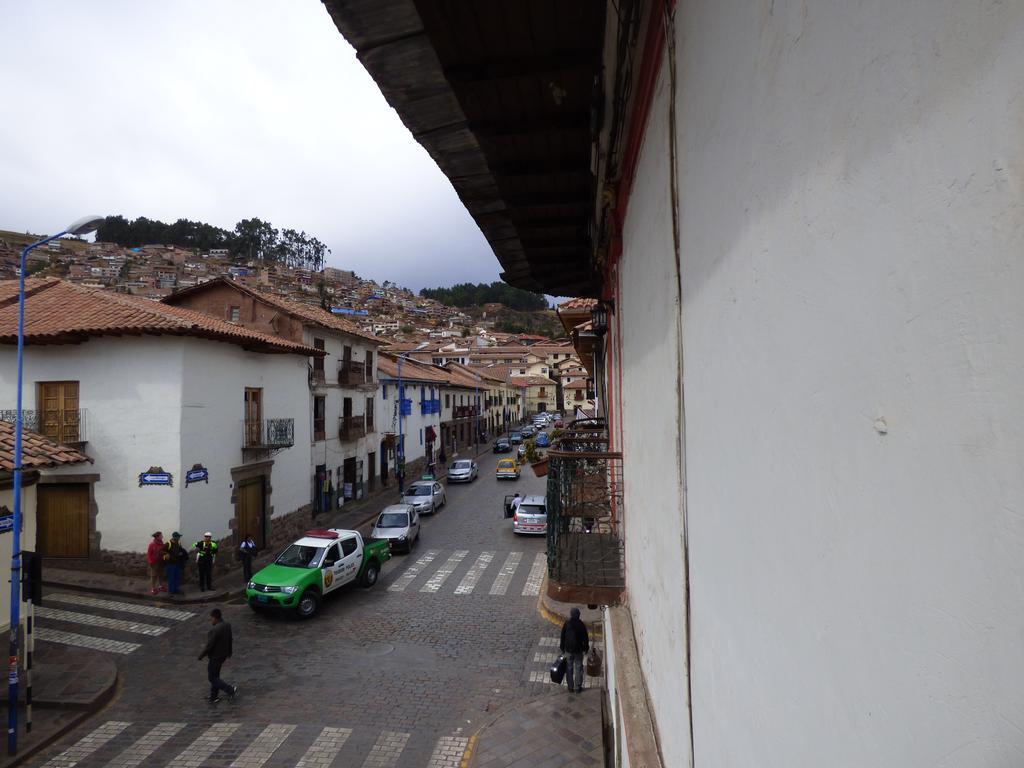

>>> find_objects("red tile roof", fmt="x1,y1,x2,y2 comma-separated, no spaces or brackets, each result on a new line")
0,420,91,472
0,279,322,356
164,278,383,345
558,298,598,312
510,376,556,387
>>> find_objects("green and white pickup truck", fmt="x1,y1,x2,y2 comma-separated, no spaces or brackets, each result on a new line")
246,528,391,618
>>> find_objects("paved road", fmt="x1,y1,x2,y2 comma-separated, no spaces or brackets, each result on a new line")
26,445,562,767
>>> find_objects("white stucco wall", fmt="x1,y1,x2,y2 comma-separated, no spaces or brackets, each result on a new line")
617,57,691,768
617,1,1024,765
376,376,442,467
179,339,311,542
0,337,186,552
0,482,36,633
0,336,313,553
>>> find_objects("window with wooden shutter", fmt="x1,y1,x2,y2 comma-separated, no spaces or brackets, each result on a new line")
37,381,80,443
365,397,374,432
313,396,326,441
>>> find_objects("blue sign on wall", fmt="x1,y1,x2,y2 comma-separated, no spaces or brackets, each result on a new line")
185,464,209,487
139,467,173,487
0,508,13,534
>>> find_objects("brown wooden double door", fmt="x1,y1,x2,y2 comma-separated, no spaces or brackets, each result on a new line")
235,477,266,549
38,483,90,557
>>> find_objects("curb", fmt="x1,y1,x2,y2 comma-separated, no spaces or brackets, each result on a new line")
0,667,118,768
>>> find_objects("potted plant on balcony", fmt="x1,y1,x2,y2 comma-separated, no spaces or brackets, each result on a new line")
525,439,549,477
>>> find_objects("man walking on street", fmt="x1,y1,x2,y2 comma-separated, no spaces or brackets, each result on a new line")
238,534,257,583
163,532,188,596
198,608,236,704
560,607,589,694
146,531,166,595
195,532,218,592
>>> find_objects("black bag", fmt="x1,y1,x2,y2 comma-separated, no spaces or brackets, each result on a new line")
586,647,603,677
550,655,567,685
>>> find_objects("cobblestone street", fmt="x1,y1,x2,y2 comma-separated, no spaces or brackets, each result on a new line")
22,449,589,767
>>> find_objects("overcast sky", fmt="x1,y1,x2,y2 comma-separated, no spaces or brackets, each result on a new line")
0,1,502,293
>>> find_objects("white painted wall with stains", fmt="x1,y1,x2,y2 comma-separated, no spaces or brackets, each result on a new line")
614,0,1024,765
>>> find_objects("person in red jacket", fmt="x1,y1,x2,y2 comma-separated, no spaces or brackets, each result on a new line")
146,531,166,595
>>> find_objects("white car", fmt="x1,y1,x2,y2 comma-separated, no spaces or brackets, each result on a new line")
370,504,420,553
447,459,478,483
401,480,446,515
512,495,547,535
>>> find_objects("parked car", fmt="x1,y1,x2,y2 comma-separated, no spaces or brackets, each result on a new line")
401,480,446,515
535,432,550,448
509,432,523,444
509,494,547,535
493,437,512,453
518,444,527,459
448,459,478,483
496,458,521,480
246,528,391,618
521,426,536,438
370,504,419,553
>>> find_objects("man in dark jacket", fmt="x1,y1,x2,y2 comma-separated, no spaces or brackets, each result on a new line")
560,607,590,693
198,608,236,704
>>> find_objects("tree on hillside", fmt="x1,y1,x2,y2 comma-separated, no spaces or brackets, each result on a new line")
419,281,548,311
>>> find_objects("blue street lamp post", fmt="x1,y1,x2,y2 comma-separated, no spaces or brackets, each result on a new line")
7,216,103,756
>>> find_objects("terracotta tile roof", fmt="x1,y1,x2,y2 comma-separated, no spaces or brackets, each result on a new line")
564,379,589,389
0,420,91,472
0,279,322,356
510,375,556,387
378,353,450,384
164,278,383,345
558,297,598,312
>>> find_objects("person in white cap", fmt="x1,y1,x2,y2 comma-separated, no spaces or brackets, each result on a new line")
194,531,218,592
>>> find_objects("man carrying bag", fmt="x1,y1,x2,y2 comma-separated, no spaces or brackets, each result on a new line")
559,607,590,693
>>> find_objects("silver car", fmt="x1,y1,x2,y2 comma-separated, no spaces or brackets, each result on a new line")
447,459,478,483
370,504,419,553
401,480,446,515
512,494,547,535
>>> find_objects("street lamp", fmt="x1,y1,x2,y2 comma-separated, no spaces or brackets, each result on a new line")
7,215,103,756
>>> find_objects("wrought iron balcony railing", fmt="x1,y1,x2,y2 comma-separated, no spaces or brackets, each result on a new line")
243,418,294,450
0,409,89,445
545,430,624,604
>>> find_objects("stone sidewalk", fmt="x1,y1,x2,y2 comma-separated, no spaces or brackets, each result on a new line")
0,643,117,768
469,690,604,768
464,578,607,767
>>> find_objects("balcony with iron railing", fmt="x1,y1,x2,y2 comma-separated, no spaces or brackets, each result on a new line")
545,421,624,605
242,418,295,451
339,415,368,442
0,409,90,446
452,405,480,419
338,360,371,387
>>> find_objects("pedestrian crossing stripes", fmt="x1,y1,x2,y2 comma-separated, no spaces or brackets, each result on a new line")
43,722,470,768
36,627,141,655
295,726,352,768
488,552,522,595
230,723,296,768
426,735,470,768
107,722,185,768
42,720,131,767
360,730,411,767
522,552,546,596
47,593,196,621
387,550,439,592
454,551,494,595
35,606,169,637
172,722,240,768
420,550,468,593
537,637,560,647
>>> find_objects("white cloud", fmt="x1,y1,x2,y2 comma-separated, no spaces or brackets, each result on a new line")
0,0,500,292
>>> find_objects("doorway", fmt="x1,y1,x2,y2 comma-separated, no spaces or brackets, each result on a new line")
343,457,357,499
368,452,376,492
235,477,266,549
38,483,90,557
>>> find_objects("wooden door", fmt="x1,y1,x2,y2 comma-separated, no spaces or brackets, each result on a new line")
37,381,80,443
236,478,265,549
38,484,89,557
